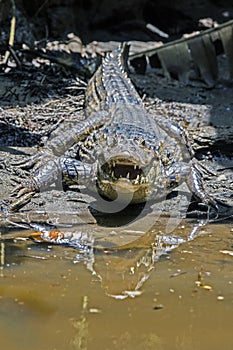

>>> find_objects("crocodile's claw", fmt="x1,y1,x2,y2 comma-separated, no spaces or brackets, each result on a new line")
8,192,35,212
11,152,43,170
12,151,54,173
201,194,219,212
9,151,58,211
11,179,37,196
8,178,38,212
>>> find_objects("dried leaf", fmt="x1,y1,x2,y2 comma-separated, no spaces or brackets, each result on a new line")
157,42,191,83
188,35,217,86
219,25,233,78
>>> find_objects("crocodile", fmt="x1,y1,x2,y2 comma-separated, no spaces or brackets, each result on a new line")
9,43,217,213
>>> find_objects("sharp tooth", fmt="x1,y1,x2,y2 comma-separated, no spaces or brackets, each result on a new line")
126,172,130,179
113,161,115,167
134,165,137,170
135,175,140,184
134,177,139,185
141,176,146,184
111,171,115,177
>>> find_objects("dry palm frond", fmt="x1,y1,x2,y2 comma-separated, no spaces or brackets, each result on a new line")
129,19,233,86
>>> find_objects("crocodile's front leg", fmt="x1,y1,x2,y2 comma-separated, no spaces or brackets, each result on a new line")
9,157,62,212
9,157,92,212
153,114,194,158
9,111,108,211
154,160,218,211
15,111,109,171
186,160,218,210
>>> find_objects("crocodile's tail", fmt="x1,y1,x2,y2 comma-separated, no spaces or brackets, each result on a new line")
85,43,142,116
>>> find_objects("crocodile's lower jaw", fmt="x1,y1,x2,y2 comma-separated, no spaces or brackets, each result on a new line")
97,178,149,204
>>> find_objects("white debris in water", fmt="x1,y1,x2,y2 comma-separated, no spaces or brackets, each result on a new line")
107,290,143,299
89,308,102,314
108,294,128,300
123,290,143,298
220,250,233,257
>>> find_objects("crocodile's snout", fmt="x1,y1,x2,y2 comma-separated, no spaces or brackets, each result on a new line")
97,156,150,203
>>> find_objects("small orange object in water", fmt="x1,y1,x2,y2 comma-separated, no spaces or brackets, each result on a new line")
48,230,64,240
30,229,64,242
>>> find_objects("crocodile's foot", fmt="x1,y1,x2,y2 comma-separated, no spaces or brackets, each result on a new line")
9,153,65,212
11,151,43,170
194,188,220,220
8,178,38,212
12,150,54,172
200,193,219,213
187,190,232,219
11,179,38,197
0,191,35,213
186,160,220,213
8,192,35,212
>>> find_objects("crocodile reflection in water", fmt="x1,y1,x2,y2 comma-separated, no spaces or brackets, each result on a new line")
26,218,204,299
0,214,205,299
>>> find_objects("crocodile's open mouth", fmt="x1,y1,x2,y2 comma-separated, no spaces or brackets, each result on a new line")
97,157,153,203
101,158,148,185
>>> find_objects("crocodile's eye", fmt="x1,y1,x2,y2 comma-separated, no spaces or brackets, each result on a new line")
141,140,146,147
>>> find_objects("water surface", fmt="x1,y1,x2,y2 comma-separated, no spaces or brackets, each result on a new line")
0,219,233,350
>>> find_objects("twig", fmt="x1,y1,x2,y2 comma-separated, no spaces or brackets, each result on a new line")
3,0,16,64
34,0,49,17
146,23,169,38
8,45,22,69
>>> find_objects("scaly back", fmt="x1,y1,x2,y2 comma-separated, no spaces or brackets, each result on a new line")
84,43,142,116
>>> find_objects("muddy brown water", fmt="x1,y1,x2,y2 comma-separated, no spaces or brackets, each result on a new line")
0,215,233,350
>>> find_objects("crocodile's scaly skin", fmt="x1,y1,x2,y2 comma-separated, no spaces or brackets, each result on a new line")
9,44,217,212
